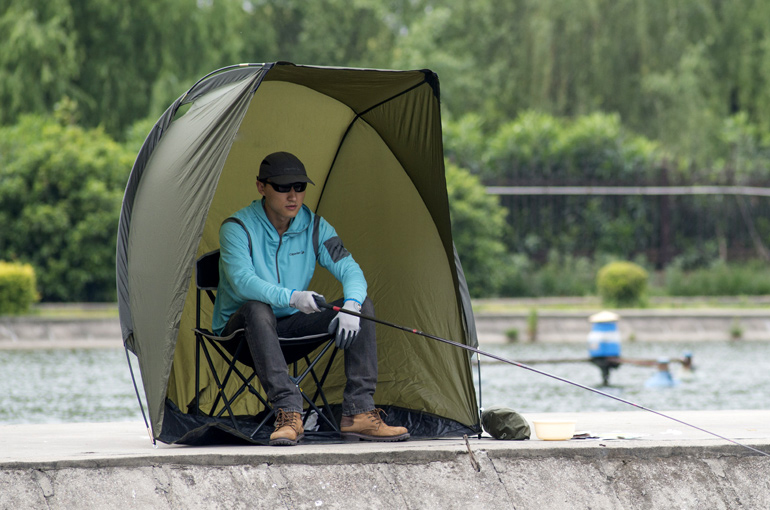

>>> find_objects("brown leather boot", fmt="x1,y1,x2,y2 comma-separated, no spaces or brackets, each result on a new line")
340,408,410,442
269,409,304,446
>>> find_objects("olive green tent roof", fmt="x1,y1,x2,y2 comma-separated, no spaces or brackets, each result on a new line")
117,62,479,443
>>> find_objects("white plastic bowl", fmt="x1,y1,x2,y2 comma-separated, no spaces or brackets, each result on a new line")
532,420,576,441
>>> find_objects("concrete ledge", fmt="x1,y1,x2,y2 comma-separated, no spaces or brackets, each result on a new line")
0,316,121,347
5,308,770,348
476,309,770,343
2,411,769,509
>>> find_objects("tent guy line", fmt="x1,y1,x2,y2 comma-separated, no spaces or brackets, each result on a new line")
314,296,770,458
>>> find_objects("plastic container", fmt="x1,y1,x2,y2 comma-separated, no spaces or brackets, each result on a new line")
532,420,576,441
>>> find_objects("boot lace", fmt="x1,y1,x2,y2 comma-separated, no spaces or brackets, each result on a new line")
366,408,388,429
274,409,298,430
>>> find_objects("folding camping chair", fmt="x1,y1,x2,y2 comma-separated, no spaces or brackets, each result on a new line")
191,249,340,439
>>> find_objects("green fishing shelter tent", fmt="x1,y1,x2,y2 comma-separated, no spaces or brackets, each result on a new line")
117,62,480,444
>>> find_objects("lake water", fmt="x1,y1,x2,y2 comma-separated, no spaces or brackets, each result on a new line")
0,348,145,424
475,340,770,414
1,341,768,424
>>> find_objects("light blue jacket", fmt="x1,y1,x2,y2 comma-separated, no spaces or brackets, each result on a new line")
212,199,367,334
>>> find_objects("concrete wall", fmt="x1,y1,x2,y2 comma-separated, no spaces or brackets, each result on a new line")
0,317,120,343
4,309,770,347
476,310,770,343
2,444,768,509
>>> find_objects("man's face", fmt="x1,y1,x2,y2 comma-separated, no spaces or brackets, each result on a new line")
257,179,306,224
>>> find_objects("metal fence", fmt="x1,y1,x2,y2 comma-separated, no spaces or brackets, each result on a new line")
488,185,770,268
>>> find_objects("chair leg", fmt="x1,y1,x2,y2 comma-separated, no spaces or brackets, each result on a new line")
195,333,201,415
306,351,339,431
198,338,241,431
249,407,278,439
206,339,249,415
207,340,272,418
294,342,340,432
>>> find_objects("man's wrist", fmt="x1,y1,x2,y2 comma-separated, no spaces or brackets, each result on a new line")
344,298,362,311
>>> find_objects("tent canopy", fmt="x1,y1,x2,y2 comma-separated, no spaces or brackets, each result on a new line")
117,62,479,444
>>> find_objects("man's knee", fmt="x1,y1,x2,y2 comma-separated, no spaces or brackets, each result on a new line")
240,300,276,328
362,297,375,316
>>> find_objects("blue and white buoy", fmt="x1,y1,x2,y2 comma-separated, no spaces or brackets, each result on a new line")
587,310,621,385
587,311,621,358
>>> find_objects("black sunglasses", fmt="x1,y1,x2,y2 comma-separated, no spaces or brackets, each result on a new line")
263,181,307,193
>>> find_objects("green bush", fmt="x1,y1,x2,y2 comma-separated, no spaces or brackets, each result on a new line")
0,114,132,301
597,261,649,307
445,160,509,297
0,261,38,315
664,260,770,296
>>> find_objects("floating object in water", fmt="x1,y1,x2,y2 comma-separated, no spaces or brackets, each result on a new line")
587,310,622,385
677,350,696,381
645,358,680,388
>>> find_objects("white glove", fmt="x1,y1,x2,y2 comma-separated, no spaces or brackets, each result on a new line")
290,290,323,314
328,300,361,349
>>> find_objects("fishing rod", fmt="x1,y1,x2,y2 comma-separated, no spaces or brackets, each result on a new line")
315,297,769,457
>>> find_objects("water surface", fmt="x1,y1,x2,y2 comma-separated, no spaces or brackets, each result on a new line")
476,340,770,413
1,341,768,424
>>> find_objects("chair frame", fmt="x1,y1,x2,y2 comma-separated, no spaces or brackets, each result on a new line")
192,250,340,440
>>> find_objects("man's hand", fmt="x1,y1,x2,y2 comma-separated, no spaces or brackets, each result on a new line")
329,300,361,349
290,290,323,314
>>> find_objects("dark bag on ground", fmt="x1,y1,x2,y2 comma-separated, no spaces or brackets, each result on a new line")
482,405,531,440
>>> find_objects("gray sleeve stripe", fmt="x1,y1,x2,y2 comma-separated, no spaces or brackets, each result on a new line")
323,236,350,263
313,214,321,259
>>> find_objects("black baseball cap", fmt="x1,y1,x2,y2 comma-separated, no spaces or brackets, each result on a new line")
258,151,315,185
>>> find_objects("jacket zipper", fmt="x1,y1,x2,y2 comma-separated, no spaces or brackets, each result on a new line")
275,235,283,283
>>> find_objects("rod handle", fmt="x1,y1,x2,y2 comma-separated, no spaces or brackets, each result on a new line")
313,294,334,310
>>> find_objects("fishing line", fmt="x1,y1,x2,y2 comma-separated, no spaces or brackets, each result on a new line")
316,297,769,457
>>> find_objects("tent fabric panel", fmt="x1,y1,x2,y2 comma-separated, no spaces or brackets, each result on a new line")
166,81,358,415
263,63,432,115
181,65,265,107
311,121,478,427
453,245,479,348
118,97,183,349
118,66,265,350
360,83,451,250
127,75,260,437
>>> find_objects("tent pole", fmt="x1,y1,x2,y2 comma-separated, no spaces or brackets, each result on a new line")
124,344,156,446
476,355,483,439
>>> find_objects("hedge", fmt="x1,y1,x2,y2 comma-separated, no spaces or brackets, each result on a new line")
0,261,38,315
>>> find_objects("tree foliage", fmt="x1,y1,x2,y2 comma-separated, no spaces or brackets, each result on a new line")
445,161,508,297
0,114,132,301
2,0,770,300
0,0,79,125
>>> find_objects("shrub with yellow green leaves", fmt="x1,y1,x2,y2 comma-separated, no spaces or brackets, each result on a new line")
596,261,648,307
0,262,39,315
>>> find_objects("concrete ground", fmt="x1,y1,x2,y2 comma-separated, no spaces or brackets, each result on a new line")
2,410,769,467
2,410,769,509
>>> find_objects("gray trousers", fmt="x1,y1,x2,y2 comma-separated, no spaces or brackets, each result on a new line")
221,297,377,416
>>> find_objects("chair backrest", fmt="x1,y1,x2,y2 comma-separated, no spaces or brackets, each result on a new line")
196,249,221,291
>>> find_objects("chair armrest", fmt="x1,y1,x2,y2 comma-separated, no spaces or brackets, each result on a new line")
193,328,244,342
278,332,333,343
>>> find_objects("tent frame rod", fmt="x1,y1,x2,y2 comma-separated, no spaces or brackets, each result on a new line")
125,345,156,446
